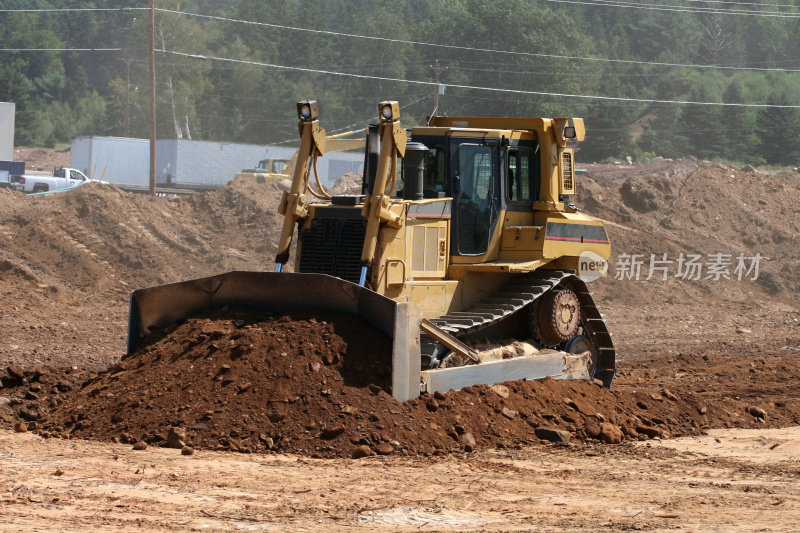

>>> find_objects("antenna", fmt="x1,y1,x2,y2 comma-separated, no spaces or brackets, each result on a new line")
429,59,447,125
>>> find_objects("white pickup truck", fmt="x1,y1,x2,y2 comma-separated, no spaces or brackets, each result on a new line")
10,166,96,193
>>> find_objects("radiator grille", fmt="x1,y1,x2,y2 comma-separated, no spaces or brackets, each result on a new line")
298,218,367,283
562,152,574,192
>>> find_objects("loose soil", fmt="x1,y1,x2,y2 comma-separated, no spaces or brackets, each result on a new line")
6,308,799,458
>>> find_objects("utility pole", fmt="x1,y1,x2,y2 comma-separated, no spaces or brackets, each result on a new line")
124,59,131,137
148,0,157,196
117,58,132,137
429,59,445,124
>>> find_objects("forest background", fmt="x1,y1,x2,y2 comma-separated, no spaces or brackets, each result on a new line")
2,0,800,165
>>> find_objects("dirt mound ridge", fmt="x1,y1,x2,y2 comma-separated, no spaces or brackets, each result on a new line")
0,180,283,297
16,310,761,458
329,171,363,196
577,160,800,306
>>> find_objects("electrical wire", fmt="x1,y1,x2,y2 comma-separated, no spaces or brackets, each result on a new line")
0,7,147,12
686,0,800,7
0,47,123,52
155,8,800,73
545,0,800,17
162,50,800,108
3,6,799,73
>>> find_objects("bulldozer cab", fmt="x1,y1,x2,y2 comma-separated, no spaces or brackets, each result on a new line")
255,158,289,174
391,131,541,258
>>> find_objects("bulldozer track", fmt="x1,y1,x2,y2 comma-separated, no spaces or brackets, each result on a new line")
423,270,616,385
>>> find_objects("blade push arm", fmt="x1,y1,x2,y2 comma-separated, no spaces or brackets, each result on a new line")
359,101,407,276
275,101,327,268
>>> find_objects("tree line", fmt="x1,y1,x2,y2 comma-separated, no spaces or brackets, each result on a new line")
2,0,800,165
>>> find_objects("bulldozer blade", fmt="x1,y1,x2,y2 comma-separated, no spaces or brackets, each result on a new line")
127,272,422,401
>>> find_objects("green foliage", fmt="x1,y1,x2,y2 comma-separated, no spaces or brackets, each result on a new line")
2,0,800,166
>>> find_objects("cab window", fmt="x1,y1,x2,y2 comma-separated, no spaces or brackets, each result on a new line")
507,148,534,202
456,144,494,255
424,146,447,194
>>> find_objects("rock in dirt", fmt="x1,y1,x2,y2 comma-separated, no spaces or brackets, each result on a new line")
167,427,187,448
375,442,394,455
352,445,374,459
501,407,517,420
14,422,27,433
18,407,39,421
7,366,24,382
490,384,510,399
181,446,195,456
460,432,477,448
662,389,679,402
748,406,767,420
636,424,665,439
599,423,624,444
132,441,147,451
535,427,571,443
322,425,346,439
583,419,602,439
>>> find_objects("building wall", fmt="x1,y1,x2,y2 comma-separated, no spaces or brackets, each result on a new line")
168,139,295,186
71,136,364,188
0,103,15,161
72,136,150,186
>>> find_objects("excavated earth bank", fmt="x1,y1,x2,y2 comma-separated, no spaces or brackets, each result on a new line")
3,309,783,459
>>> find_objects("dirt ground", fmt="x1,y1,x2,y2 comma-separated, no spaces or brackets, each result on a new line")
12,147,71,173
2,427,799,531
1,149,800,530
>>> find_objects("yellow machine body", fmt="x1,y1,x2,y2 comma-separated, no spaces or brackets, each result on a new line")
290,112,609,321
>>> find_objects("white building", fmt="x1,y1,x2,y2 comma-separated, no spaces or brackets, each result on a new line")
0,102,14,161
71,136,363,188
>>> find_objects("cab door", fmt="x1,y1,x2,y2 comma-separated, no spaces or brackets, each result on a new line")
453,143,497,256
67,170,86,188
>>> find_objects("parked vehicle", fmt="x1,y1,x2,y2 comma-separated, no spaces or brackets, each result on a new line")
10,166,96,193
234,129,364,185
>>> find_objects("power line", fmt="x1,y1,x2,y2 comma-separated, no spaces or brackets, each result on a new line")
163,49,800,108
447,64,676,78
156,8,800,73
686,0,800,7
545,0,800,17
0,47,124,52
3,6,799,72
0,7,146,12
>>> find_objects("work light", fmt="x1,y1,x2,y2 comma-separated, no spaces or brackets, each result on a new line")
379,101,400,122
297,100,319,122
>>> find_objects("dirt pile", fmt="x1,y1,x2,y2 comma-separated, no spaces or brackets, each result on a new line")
0,178,283,298
576,159,800,305
0,309,780,458
328,171,363,196
12,147,71,172
0,177,291,370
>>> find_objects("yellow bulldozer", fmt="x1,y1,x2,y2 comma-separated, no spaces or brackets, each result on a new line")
234,129,364,185
128,100,615,401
